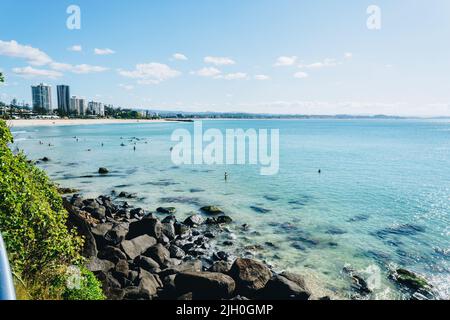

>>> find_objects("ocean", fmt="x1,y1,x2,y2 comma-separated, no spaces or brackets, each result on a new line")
10,119,450,299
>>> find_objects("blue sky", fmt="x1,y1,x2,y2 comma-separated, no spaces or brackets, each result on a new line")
1,0,450,116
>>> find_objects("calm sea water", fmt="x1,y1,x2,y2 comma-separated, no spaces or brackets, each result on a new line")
10,119,450,299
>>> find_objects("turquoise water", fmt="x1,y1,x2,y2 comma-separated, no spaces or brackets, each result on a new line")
10,119,450,299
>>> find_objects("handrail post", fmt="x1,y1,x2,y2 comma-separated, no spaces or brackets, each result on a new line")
0,233,16,300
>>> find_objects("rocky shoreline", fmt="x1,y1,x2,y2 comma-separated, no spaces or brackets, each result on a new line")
63,193,319,300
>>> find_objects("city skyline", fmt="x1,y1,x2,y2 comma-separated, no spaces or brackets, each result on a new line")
1,1,450,116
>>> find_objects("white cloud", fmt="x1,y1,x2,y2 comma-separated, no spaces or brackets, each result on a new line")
118,84,134,90
118,63,181,84
204,56,235,66
274,56,297,67
254,74,270,80
298,58,339,69
344,52,353,59
94,48,115,55
173,53,188,61
68,45,82,52
13,66,62,79
191,67,222,77
50,62,108,74
294,71,309,79
217,72,248,80
0,40,52,66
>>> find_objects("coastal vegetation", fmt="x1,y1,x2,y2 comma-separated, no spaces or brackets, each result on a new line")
0,119,103,299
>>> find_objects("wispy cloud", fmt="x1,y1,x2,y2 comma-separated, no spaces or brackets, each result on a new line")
172,53,188,61
216,72,248,80
94,48,115,55
51,62,108,74
254,74,270,80
191,67,222,77
68,45,82,52
12,66,62,79
298,58,339,69
118,63,181,84
204,56,235,66
0,40,52,66
274,56,297,67
344,52,353,59
293,71,309,79
118,84,134,90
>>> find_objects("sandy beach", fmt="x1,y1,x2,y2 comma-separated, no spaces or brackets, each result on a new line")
8,118,175,127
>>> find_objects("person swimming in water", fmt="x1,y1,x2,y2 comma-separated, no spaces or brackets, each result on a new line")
318,169,321,174
224,172,229,181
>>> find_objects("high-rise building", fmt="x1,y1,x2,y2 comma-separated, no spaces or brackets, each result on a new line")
57,85,70,115
70,96,86,116
31,83,52,113
88,101,105,116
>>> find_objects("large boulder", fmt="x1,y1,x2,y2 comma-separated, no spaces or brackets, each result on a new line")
200,206,224,215
162,222,176,240
95,270,124,300
159,260,202,278
121,235,157,260
184,214,204,227
157,207,177,214
98,246,127,263
229,258,272,296
209,261,232,273
86,256,115,273
104,223,129,245
137,256,161,273
136,269,162,299
91,222,114,249
259,272,311,300
144,244,170,267
127,217,162,239
175,271,235,299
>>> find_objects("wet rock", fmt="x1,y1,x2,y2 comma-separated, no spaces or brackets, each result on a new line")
200,206,224,215
130,208,145,218
250,206,271,214
229,258,272,297
174,222,190,236
215,216,233,224
374,224,426,239
260,272,311,300
121,235,157,260
389,268,433,294
158,260,202,278
128,217,162,239
175,271,235,299
157,207,177,214
325,227,347,235
209,261,232,273
184,214,204,227
162,222,176,240
98,167,109,174
91,222,114,249
162,215,177,224
118,191,137,199
144,244,170,266
169,245,186,259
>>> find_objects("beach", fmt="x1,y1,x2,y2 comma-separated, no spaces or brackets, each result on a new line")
8,118,175,128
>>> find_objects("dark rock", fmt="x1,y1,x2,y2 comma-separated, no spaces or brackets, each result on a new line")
98,167,109,174
174,222,190,236
130,208,145,218
91,222,114,249
137,269,162,299
95,270,124,300
128,217,162,239
183,214,204,227
86,256,115,273
209,261,232,273
90,206,106,220
121,235,157,260
162,222,176,240
169,245,186,259
144,244,170,267
223,241,234,246
104,223,129,245
137,256,161,272
213,251,229,261
40,157,50,162
389,268,432,293
200,206,224,215
216,215,233,224
175,271,235,299
98,246,127,263
162,215,177,224
260,272,311,300
250,206,271,213
229,258,272,296
158,260,202,278
118,191,137,199
157,207,177,214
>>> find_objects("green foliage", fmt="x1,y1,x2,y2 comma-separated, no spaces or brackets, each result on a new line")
61,266,105,300
0,120,103,299
0,72,4,83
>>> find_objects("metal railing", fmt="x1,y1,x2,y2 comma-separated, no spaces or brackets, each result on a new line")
0,233,16,300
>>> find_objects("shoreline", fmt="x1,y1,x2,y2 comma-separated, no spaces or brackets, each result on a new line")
8,118,177,128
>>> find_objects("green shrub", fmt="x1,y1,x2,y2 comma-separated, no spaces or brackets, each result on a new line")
0,120,103,299
61,266,105,300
